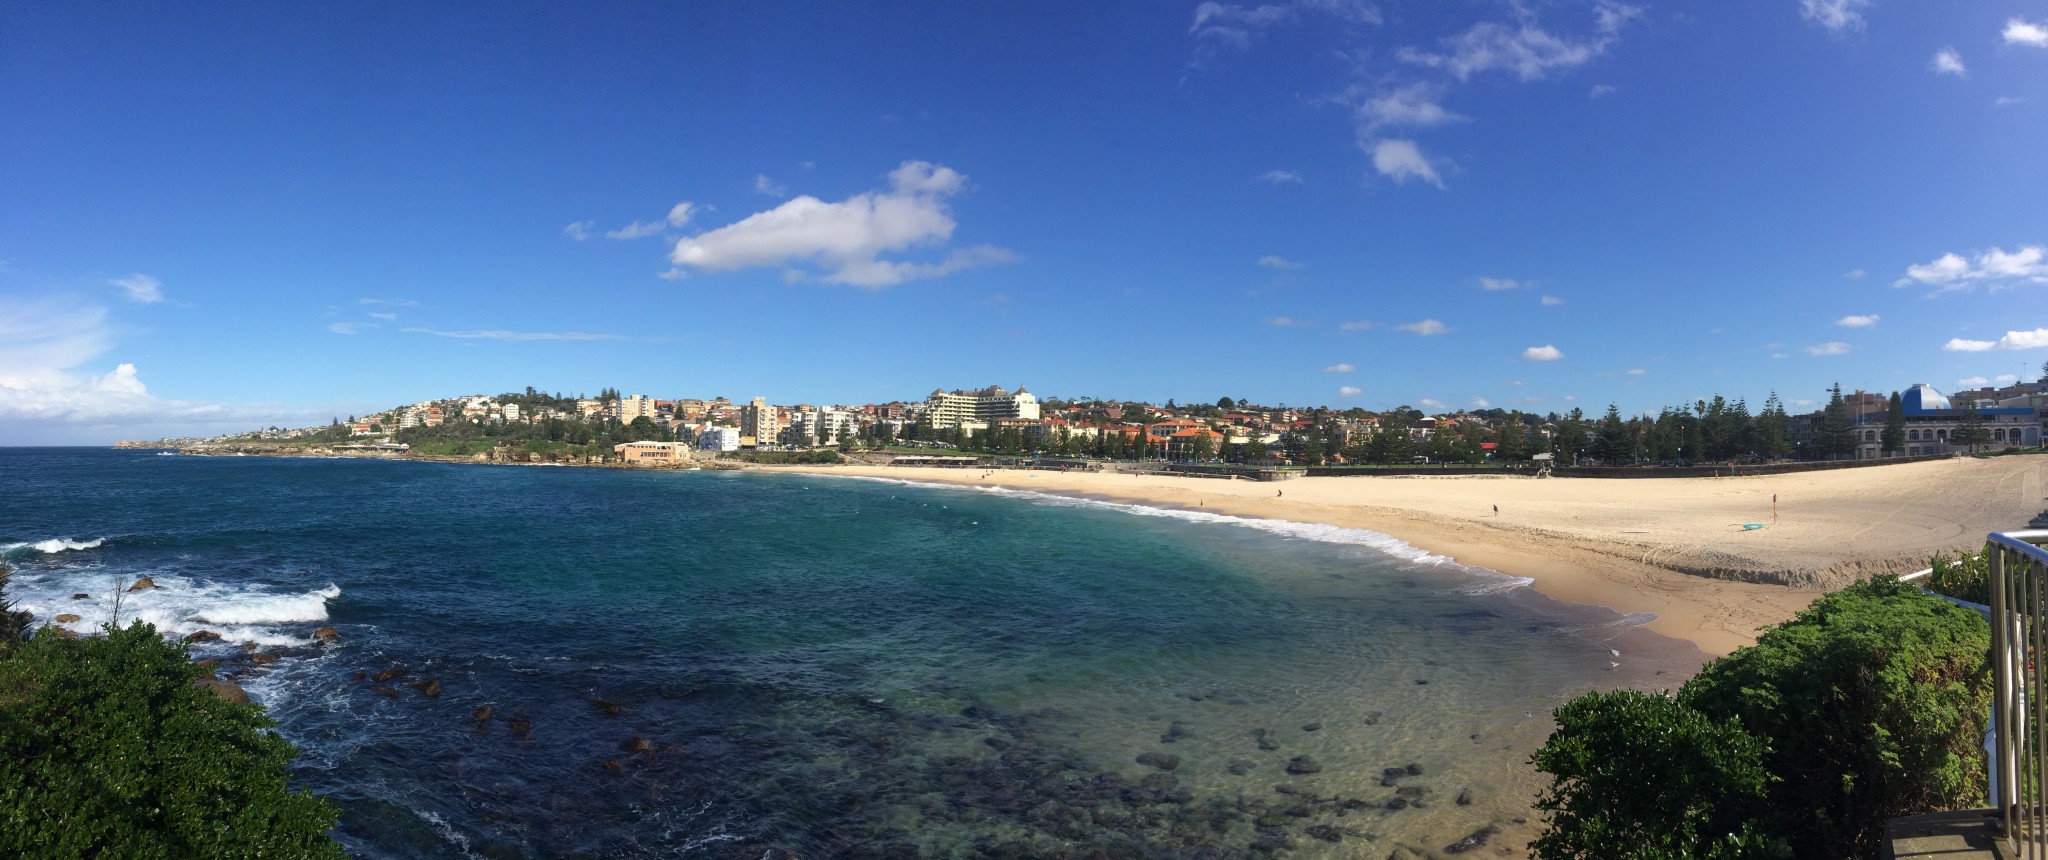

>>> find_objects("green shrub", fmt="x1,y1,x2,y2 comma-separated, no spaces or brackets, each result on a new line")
0,566,29,657
1530,689,1781,859
1925,547,1991,605
0,621,343,857
1679,576,1990,859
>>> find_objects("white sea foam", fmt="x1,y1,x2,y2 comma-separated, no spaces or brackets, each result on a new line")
8,568,341,647
1,537,107,555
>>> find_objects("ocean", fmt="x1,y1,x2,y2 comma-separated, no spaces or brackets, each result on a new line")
0,448,1701,858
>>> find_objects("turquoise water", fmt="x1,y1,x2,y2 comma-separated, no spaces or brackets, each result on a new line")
0,449,1702,857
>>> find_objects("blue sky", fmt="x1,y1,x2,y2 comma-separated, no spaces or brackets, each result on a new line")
3,1,2046,443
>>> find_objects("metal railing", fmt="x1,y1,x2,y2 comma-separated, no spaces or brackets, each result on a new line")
1991,529,2048,858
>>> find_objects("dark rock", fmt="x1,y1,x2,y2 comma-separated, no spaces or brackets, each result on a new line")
1136,752,1180,771
370,685,400,699
506,715,532,736
1306,824,1343,843
127,577,156,591
1443,824,1498,854
591,699,621,716
351,670,366,681
1405,762,1423,776
983,736,1010,751
1395,785,1428,798
1282,804,1312,817
184,630,222,643
371,667,407,683
193,677,250,706
1384,797,1408,811
1362,711,1383,725
411,679,441,697
312,626,339,642
621,735,654,755
1301,721,1321,732
71,593,89,600
238,642,258,653
250,652,278,665
1140,773,1178,792
1455,788,1472,806
1227,759,1256,775
1285,756,1321,775
1254,814,1289,829
1160,721,1193,743
602,758,623,773
53,613,81,623
1413,679,1427,685
472,706,493,722
196,658,219,671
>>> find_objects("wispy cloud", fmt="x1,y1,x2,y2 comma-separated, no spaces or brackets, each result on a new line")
1258,169,1303,184
1895,245,2047,290
1417,397,1447,410
1396,4,1638,81
1588,84,1616,98
754,174,788,197
1944,329,2048,352
326,322,372,335
1805,341,1851,356
1521,344,1564,361
1800,0,1871,34
1625,368,1647,375
1836,314,1879,327
1369,139,1443,187
2006,18,2048,47
1930,48,1967,77
1323,362,1355,373
608,202,699,240
1478,276,1523,291
1958,375,1990,387
1398,318,1448,335
366,311,398,321
1541,294,1565,306
1264,315,1311,327
359,297,421,307
563,221,594,241
1468,397,1491,408
401,327,628,342
669,162,1013,288
1338,385,1363,397
1843,268,1866,279
1339,319,1381,331
109,273,163,304
1258,255,1304,269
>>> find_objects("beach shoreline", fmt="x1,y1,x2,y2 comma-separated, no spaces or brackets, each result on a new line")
762,456,2047,656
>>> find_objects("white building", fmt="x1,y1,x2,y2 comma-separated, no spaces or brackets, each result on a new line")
741,397,781,447
789,408,859,445
921,385,1040,431
619,394,655,423
698,426,740,452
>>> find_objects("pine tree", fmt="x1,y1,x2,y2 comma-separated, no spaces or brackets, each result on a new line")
1819,383,1858,460
1954,397,1992,453
1880,391,1905,455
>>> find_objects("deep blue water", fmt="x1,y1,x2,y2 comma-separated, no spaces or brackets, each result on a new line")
0,448,1698,858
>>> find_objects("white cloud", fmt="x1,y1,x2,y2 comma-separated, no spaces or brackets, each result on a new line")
1356,83,1465,132
1368,139,1442,187
1417,397,1448,409
1258,169,1303,184
1339,319,1381,331
1521,344,1564,361
563,221,594,241
0,297,318,438
1323,362,1356,373
326,322,371,335
1541,294,1565,306
1468,397,1491,408
359,297,421,307
754,174,788,197
1339,385,1364,397
1625,368,1647,375
1396,5,1638,81
1931,48,1967,77
110,274,162,304
669,161,1013,288
1836,314,1879,327
1896,245,2048,290
2005,18,2048,47
1944,328,2048,352
366,312,397,321
1844,268,1866,279
401,327,628,342
1772,352,1789,359
1398,318,1448,335
607,202,699,240
1800,0,1871,34
1258,254,1304,269
1589,84,1616,98
1958,376,1990,387
1265,316,1309,327
1805,341,1851,356
1996,96,2026,108
1999,374,2021,383
1190,0,1380,54
1479,276,1523,291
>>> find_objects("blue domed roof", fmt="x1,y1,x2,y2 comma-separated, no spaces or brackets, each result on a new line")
1903,383,1951,414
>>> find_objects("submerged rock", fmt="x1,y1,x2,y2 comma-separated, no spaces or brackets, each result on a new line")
1135,752,1180,771
506,715,532,737
620,735,653,755
591,699,621,716
369,685,400,699
471,706,494,722
127,577,156,591
1301,722,1321,732
371,666,407,683
312,626,339,643
1285,756,1321,775
1455,787,1473,806
1305,824,1343,843
70,593,88,600
411,679,441,697
1443,824,1499,854
1361,711,1383,726
1160,721,1193,743
1226,759,1257,775
184,630,222,643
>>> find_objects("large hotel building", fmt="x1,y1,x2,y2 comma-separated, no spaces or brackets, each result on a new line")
921,385,1041,430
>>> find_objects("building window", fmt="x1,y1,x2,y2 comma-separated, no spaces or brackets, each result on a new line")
1864,430,1877,442
1908,429,1919,441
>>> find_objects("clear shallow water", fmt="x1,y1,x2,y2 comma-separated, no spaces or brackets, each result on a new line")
0,448,1703,858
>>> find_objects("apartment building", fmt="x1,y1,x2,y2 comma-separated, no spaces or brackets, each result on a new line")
741,397,782,448
921,385,1041,430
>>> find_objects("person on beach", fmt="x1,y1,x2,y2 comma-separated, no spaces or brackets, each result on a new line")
1493,504,1498,516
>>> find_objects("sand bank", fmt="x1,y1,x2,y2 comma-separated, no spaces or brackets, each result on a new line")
773,456,2048,656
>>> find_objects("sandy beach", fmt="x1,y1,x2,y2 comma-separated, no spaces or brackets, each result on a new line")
777,456,2048,656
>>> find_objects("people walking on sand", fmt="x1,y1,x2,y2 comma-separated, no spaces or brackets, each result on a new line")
1493,504,1499,516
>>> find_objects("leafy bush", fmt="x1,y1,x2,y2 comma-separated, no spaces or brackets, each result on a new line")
0,566,28,657
1531,690,1781,859
0,621,343,857
1533,576,1991,860
1925,547,1991,605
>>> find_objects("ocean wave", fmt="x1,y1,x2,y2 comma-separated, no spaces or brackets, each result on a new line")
7,569,341,646
831,474,1536,593
1,537,107,555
